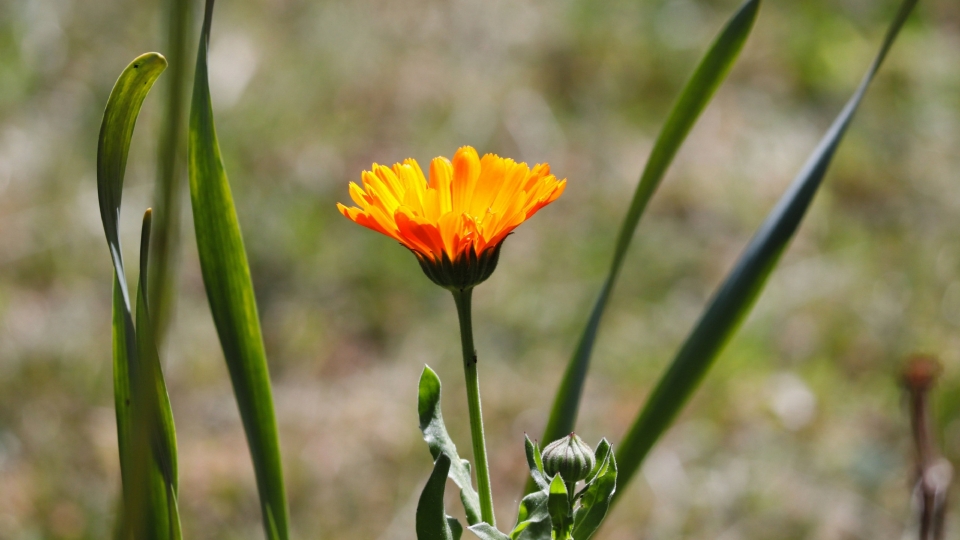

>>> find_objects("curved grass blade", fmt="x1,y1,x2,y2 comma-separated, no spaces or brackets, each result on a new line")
188,0,289,537
613,0,920,503
148,0,194,345
538,0,761,458
97,53,181,539
418,366,483,525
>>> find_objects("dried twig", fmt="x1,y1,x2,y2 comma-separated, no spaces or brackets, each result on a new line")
902,355,953,540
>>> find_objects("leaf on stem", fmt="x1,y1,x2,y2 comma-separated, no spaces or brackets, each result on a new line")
97,52,181,539
188,0,290,537
613,0,920,505
416,453,463,540
418,366,483,525
537,0,762,468
571,448,616,540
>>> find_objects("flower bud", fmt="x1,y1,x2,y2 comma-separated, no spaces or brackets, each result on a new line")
542,433,595,483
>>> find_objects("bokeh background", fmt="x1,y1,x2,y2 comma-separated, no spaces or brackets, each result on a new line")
1,0,959,538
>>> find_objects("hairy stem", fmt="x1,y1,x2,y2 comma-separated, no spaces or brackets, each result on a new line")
452,288,496,526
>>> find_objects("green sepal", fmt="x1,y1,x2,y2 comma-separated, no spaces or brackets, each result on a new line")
548,476,572,540
581,439,611,489
571,449,617,540
416,453,461,540
417,366,482,525
524,435,549,490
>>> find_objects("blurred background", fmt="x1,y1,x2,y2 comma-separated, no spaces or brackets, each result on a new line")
1,0,959,538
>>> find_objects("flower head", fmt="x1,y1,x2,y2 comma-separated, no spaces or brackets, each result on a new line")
338,146,566,289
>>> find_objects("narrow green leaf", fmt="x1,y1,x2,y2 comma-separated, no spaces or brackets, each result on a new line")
148,0,194,345
188,0,290,538
582,439,610,487
571,451,616,540
416,453,457,540
524,435,549,490
418,366,482,525
538,0,762,460
614,0,919,503
469,523,511,540
97,53,180,539
447,516,464,540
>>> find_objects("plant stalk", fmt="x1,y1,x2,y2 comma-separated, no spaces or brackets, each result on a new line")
451,287,496,526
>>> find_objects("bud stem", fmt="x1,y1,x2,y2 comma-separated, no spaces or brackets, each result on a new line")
452,287,496,526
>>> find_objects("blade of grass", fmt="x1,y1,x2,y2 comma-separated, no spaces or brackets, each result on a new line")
613,0,920,503
98,53,180,539
148,0,194,346
188,0,290,537
536,0,761,481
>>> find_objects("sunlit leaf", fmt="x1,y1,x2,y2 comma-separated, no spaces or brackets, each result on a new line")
418,366,483,525
97,52,180,539
188,0,289,537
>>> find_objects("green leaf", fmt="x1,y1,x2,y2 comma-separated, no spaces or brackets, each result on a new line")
418,366,482,525
537,0,762,463
188,0,289,538
547,476,571,539
524,435,549,490
582,439,610,487
416,453,459,540
513,491,548,532
148,0,194,345
469,523,511,540
613,0,920,504
97,52,181,540
514,519,552,540
571,450,616,540
447,517,464,540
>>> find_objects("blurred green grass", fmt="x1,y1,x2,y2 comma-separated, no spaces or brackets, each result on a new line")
1,0,959,538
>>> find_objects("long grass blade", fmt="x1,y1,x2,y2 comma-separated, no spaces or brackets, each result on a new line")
97,53,180,539
148,0,194,345
613,0,920,503
537,0,761,470
188,0,290,537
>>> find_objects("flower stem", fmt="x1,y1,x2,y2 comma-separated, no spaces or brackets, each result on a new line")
451,287,496,527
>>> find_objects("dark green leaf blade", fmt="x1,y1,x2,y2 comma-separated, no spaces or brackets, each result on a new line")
539,0,762,455
614,0,919,502
188,0,289,538
524,435,549,490
418,366,482,525
417,453,456,540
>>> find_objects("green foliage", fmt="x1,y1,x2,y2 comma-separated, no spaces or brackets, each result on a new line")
613,0,921,499
571,443,616,540
417,366,483,525
187,0,289,537
97,53,181,539
547,476,572,539
416,453,464,540
538,0,762,464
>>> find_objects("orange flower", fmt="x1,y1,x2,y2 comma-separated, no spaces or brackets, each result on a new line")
338,146,566,288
